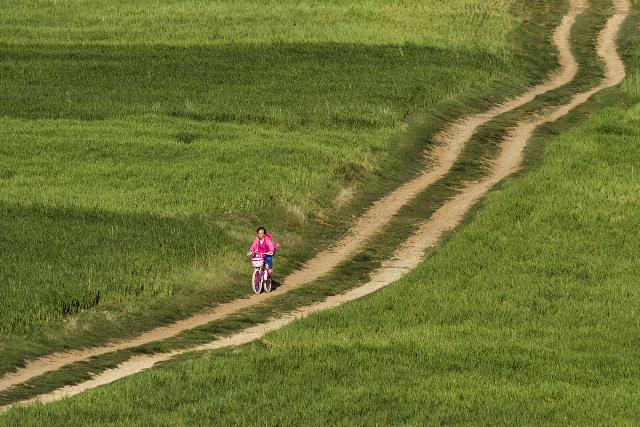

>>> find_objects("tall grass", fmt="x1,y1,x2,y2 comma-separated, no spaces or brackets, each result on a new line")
0,0,557,371
0,0,514,53
6,57,639,426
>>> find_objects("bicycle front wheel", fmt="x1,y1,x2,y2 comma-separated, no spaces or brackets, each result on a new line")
252,269,263,294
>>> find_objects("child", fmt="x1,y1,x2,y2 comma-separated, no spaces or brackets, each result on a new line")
248,226,280,275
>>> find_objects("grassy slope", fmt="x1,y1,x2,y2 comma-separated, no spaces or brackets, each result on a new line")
3,1,638,424
0,0,513,49
0,0,537,362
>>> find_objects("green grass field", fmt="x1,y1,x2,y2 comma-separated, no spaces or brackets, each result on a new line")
0,0,556,369
1,0,514,49
2,0,638,423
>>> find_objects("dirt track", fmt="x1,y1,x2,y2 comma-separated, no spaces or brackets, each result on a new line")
0,0,631,412
0,0,586,394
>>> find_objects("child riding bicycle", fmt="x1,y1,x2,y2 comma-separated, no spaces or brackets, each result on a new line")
248,227,279,276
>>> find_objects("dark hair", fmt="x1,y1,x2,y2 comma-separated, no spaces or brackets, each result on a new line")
256,226,266,234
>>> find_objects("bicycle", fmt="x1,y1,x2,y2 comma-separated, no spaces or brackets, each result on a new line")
250,254,273,294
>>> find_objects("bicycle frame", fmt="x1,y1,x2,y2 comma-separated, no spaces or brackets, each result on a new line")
250,254,272,294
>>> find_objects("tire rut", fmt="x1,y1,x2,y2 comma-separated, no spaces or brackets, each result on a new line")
2,0,621,409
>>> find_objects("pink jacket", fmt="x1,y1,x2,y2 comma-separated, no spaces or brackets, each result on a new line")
250,233,280,255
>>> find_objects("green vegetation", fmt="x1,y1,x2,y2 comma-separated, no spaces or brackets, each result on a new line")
7,94,640,425
9,0,621,406
3,0,638,423
0,0,556,372
0,0,514,50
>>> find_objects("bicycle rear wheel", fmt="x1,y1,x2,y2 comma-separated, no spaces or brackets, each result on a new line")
264,273,272,293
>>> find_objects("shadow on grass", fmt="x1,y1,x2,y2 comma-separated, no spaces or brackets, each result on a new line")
0,42,510,127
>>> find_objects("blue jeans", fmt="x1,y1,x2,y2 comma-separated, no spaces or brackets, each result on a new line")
264,254,273,269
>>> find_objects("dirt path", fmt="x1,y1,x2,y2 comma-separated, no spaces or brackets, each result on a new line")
0,0,631,413
379,0,629,278
0,0,596,400
0,0,629,412
284,0,585,287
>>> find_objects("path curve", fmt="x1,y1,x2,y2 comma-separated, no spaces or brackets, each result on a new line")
2,0,630,411
0,0,589,397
